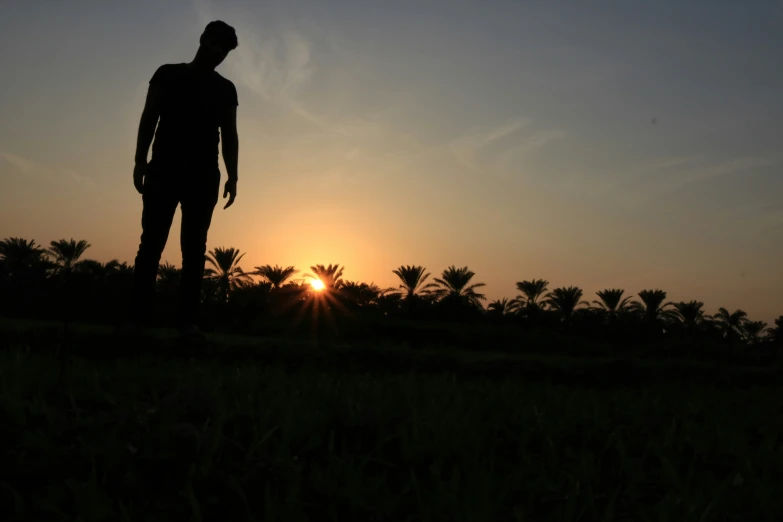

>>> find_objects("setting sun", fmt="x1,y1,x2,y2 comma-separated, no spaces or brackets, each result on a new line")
310,278,325,291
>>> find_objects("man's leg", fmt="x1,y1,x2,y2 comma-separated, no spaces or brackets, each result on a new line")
131,169,179,327
178,170,220,328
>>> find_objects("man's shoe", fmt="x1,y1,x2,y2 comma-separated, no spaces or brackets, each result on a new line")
178,324,207,341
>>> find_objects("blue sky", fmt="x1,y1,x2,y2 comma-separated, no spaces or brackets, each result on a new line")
1,0,782,322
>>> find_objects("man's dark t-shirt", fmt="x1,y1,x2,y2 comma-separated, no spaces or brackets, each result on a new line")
149,63,238,170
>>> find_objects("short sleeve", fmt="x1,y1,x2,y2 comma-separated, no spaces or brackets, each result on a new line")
226,81,238,107
149,65,168,86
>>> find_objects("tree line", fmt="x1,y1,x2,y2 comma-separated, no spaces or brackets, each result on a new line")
1,237,781,357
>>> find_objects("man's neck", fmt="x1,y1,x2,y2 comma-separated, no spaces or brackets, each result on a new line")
187,56,215,72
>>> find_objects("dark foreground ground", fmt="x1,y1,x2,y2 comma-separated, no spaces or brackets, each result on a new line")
1,319,782,521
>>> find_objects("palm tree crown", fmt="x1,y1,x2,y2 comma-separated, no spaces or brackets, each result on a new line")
487,298,514,317
158,262,182,286
593,289,633,314
629,289,677,322
253,264,299,289
0,237,49,277
672,300,711,328
305,264,345,290
712,307,748,340
743,320,768,344
431,265,486,308
544,286,589,320
766,316,783,344
388,265,438,300
47,238,91,273
513,279,549,313
205,247,252,301
340,281,383,308
76,259,123,278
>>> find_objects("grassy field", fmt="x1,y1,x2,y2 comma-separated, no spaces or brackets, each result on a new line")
1,321,782,521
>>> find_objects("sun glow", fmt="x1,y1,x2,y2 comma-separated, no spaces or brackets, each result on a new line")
310,278,325,291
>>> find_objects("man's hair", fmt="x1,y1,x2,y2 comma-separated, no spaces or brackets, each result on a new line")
201,20,238,51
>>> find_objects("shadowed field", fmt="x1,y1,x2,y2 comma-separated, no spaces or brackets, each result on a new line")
1,322,782,521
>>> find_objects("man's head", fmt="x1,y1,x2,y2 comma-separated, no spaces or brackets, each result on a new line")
198,21,238,68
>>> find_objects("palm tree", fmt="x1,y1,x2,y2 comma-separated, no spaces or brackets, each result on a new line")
305,264,345,291
592,289,633,315
672,300,712,329
387,265,438,301
385,265,439,317
375,291,403,316
0,237,50,278
286,265,349,333
487,298,514,319
104,259,123,272
766,316,783,345
543,286,589,322
107,261,134,282
275,278,312,309
712,307,748,342
339,281,383,308
92,260,133,284
431,265,487,308
205,247,252,302
629,289,677,324
253,264,299,289
157,262,182,294
46,238,91,274
68,260,129,299
742,320,768,345
74,259,123,278
512,279,549,315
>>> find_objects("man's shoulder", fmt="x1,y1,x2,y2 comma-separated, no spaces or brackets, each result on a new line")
150,63,186,83
157,63,187,72
214,71,236,89
214,72,238,106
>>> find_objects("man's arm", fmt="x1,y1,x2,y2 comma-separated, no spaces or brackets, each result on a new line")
135,84,162,165
220,105,239,208
133,83,162,193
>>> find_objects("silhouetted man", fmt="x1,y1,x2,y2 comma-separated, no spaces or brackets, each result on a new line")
128,21,239,339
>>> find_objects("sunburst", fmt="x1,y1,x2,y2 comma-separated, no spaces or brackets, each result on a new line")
282,278,353,342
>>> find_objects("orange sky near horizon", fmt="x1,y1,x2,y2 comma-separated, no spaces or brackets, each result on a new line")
1,0,782,325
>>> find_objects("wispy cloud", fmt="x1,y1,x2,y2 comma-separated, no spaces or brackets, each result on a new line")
586,155,703,196
0,150,94,186
640,156,774,192
448,120,564,175
192,1,431,179
191,1,564,184
0,151,40,175
233,30,314,104
193,0,313,107
590,155,774,199
62,168,96,186
638,156,704,173
192,0,378,145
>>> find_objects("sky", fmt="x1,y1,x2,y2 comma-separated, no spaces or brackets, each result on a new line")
1,0,782,323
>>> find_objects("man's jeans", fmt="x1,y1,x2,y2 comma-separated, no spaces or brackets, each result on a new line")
131,161,220,327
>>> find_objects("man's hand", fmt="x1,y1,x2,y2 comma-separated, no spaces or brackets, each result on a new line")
223,179,237,209
133,163,147,194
